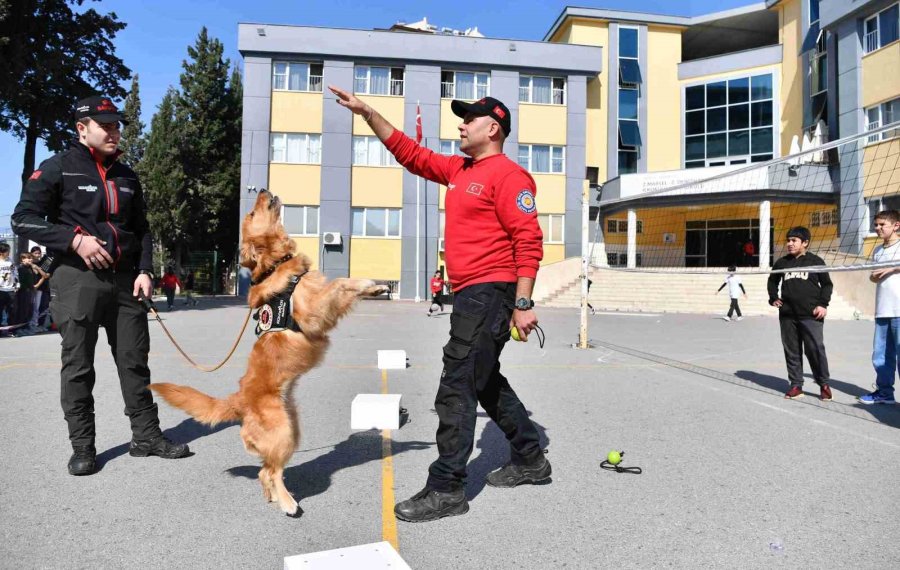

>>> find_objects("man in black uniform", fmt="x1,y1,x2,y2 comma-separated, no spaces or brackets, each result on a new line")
767,226,834,401
12,96,190,476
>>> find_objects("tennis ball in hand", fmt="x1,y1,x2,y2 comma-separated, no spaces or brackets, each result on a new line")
607,450,622,465
510,326,521,341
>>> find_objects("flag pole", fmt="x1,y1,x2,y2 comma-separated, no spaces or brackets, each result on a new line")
414,101,422,303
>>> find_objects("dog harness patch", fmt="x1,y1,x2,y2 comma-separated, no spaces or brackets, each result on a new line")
254,273,305,337
516,190,536,214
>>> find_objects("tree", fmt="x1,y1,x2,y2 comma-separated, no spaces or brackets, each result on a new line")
0,1,10,46
138,88,188,269
175,27,241,257
119,73,145,169
0,0,130,187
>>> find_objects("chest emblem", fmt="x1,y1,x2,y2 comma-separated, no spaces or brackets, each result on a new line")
516,190,536,214
78,185,98,192
466,183,484,196
258,304,274,331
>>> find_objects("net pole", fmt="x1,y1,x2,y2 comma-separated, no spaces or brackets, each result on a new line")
579,180,589,349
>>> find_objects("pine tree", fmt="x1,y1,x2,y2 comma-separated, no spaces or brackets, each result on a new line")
138,88,189,269
120,74,145,169
175,27,241,256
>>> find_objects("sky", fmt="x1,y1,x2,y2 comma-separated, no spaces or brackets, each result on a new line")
0,0,759,225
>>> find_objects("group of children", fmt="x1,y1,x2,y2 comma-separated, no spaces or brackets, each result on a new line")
0,242,52,337
714,213,900,405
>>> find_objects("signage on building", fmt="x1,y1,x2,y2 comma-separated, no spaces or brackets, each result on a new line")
617,165,770,199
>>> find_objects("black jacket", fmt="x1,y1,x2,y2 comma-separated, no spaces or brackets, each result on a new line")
11,143,153,273
767,252,833,319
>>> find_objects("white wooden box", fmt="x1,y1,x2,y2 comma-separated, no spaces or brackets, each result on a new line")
351,394,402,430
284,541,411,570
377,349,407,370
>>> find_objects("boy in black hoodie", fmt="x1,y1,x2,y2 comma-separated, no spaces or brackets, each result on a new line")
767,226,833,400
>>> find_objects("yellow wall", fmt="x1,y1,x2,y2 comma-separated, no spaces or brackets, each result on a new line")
271,92,323,133
777,0,803,156
291,237,319,270
533,174,567,213
864,236,881,258
440,100,461,140
353,95,404,135
518,104,568,145
349,238,402,280
861,41,900,109
268,164,321,205
543,244,566,265
647,26,683,172
863,137,900,198
770,202,839,245
351,167,404,207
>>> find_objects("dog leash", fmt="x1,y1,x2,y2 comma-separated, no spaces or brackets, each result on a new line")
139,294,252,373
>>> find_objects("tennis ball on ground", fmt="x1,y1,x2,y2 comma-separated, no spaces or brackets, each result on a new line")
510,326,521,341
607,450,622,465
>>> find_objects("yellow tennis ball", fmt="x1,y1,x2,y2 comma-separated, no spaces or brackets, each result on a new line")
510,326,521,341
607,450,622,465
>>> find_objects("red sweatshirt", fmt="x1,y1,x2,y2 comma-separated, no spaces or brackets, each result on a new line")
385,130,543,291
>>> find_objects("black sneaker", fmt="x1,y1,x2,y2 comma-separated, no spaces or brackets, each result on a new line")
394,488,469,523
68,444,97,476
129,436,190,459
486,454,552,488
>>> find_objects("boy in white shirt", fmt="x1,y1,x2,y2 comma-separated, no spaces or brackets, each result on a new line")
860,210,900,405
716,265,747,322
0,242,18,332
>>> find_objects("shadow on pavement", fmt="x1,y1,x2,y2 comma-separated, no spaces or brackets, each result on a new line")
465,411,550,501
95,418,236,471
226,431,432,502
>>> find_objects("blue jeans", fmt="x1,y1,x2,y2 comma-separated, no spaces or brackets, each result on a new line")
872,317,900,397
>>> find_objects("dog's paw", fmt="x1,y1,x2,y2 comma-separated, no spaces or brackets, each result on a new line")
284,502,303,518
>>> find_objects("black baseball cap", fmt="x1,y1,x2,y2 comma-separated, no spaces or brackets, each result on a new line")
74,95,128,125
451,96,511,137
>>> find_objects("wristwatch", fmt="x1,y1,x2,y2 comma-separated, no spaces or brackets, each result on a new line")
139,269,155,279
514,297,534,311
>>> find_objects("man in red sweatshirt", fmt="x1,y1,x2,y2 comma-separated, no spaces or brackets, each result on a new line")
331,85,550,522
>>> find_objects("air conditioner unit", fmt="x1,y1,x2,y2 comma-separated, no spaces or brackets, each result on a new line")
438,238,445,252
322,232,342,246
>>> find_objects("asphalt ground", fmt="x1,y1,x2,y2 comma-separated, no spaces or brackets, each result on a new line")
1,296,898,569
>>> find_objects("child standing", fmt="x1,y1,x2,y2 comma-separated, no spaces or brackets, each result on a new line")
860,210,900,405
717,265,747,321
767,227,833,401
0,242,17,333
13,253,36,334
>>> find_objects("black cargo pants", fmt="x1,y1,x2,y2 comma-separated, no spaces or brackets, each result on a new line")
50,265,162,447
426,282,543,492
779,317,830,387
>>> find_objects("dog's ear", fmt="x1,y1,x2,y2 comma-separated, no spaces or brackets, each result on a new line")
240,240,258,268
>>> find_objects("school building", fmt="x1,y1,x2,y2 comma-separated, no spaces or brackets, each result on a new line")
237,0,900,296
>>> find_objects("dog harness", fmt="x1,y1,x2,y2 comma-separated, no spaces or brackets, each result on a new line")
254,272,307,337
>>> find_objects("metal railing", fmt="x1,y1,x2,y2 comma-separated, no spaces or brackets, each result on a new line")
867,120,882,144
390,78,404,96
309,75,323,92
865,30,879,53
441,82,455,99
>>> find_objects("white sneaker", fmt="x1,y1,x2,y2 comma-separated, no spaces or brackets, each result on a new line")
736,316,744,321
721,316,731,321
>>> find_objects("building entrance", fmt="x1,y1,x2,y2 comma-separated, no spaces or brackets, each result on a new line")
685,218,773,268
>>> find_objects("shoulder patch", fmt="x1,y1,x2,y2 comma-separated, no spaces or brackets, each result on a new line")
516,190,536,214
258,304,274,332
29,170,42,181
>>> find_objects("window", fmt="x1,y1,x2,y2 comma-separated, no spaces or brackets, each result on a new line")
538,214,564,243
865,3,900,53
441,71,489,100
519,75,566,105
684,73,774,168
865,97,900,143
617,26,642,175
439,139,463,156
867,196,900,232
606,219,643,234
518,145,565,173
282,205,319,236
352,136,398,166
354,66,404,96
273,62,323,92
607,253,643,267
809,0,820,26
809,31,827,96
270,133,322,164
351,208,401,237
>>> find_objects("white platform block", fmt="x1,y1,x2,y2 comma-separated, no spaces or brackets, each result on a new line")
377,349,407,370
351,394,402,430
284,541,411,570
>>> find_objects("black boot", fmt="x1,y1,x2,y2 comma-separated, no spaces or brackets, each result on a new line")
129,435,191,459
394,488,469,523
68,444,97,476
486,454,552,488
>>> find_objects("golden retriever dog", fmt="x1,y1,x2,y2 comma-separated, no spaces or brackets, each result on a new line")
150,189,387,517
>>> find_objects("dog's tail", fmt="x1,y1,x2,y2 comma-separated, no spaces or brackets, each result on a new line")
149,383,242,426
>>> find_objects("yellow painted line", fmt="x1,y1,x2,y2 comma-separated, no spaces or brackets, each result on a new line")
0,362,59,371
381,368,399,552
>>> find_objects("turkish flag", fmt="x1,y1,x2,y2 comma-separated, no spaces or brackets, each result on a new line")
415,104,422,144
